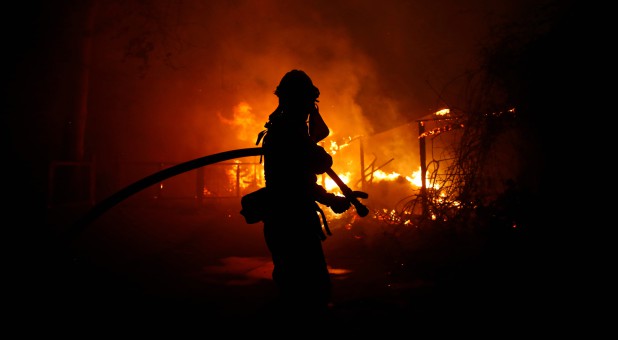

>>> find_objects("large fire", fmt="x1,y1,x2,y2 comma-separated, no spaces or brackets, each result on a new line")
214,128,438,201
204,101,454,230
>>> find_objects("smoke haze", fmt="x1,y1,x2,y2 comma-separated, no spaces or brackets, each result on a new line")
85,0,551,162
7,0,562,201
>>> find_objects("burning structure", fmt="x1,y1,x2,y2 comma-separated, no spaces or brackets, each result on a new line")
63,102,523,241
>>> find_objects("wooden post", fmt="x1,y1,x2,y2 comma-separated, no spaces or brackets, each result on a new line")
418,120,428,217
359,136,365,191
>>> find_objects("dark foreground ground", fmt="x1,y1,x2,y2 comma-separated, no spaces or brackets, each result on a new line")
11,196,571,334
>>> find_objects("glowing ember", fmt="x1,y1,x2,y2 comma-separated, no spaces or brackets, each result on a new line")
434,108,450,116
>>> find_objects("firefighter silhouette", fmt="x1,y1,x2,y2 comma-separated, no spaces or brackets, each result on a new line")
255,70,353,318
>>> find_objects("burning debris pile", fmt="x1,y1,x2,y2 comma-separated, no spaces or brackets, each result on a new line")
385,108,522,231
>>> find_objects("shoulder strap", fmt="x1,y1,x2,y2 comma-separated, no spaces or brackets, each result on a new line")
315,203,332,240
255,121,271,163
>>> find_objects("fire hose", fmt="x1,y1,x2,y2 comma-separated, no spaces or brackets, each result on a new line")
68,147,369,238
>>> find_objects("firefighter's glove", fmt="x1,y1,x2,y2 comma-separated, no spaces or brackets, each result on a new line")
328,195,351,214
